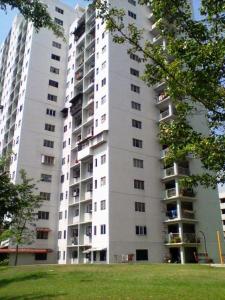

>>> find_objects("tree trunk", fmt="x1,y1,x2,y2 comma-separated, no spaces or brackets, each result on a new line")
14,243,19,266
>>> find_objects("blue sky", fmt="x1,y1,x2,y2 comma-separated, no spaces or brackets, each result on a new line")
0,1,88,44
0,1,201,44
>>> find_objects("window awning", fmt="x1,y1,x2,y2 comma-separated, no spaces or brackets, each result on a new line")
36,227,51,232
0,248,52,254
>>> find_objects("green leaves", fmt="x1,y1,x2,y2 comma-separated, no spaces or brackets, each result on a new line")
0,0,65,40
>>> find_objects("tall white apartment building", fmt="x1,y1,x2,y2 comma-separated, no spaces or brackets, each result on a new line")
0,0,77,265
0,0,224,265
57,0,224,264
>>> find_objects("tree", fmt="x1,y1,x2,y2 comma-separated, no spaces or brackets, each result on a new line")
0,155,18,231
0,0,64,39
92,0,225,188
5,169,42,266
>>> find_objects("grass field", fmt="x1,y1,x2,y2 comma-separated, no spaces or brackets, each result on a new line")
0,264,225,300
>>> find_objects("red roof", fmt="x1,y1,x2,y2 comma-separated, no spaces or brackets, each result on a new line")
0,248,52,254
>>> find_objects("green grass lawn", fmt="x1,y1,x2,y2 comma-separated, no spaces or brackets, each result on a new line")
0,264,225,300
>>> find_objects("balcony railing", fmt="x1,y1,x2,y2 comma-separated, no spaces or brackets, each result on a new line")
178,167,190,176
165,188,177,199
167,233,181,244
163,167,175,177
70,237,78,246
160,109,170,120
85,191,93,200
69,196,79,206
166,233,200,244
181,210,195,219
183,233,200,243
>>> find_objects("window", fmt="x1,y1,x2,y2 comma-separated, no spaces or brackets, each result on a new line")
131,84,140,93
136,225,147,235
133,158,144,168
50,66,59,74
133,138,143,148
58,231,62,239
101,176,106,186
135,202,145,212
51,54,60,61
102,45,106,53
43,139,54,148
101,114,106,123
101,78,106,86
130,68,139,77
41,155,54,165
134,179,144,190
47,94,57,102
55,6,64,14
45,123,55,132
38,211,49,220
94,225,97,235
46,108,56,117
54,18,63,26
40,174,52,182
40,192,51,201
49,80,58,88
132,119,142,129
100,200,106,210
101,61,106,69
101,95,106,105
130,53,141,62
100,224,106,234
60,193,64,201
37,231,48,239
102,32,105,39
59,211,63,220
128,10,136,19
136,249,148,261
94,202,97,212
52,41,61,49
128,0,136,5
101,154,106,165
95,180,97,189
64,230,66,239
35,253,47,260
131,101,141,111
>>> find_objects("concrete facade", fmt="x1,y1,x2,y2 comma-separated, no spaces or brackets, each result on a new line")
0,0,224,265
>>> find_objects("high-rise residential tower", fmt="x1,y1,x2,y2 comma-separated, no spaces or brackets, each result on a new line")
0,0,78,265
0,0,224,265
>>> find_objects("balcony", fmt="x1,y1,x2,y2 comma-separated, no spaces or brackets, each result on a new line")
69,237,78,246
165,188,177,199
166,233,200,245
69,196,79,206
69,216,79,225
152,34,163,45
166,209,178,220
81,212,92,223
85,191,93,201
70,177,80,186
162,165,190,180
166,233,181,244
77,141,93,160
181,209,195,220
150,19,161,35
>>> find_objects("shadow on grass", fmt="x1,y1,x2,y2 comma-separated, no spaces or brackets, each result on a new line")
0,272,55,289
2,293,67,300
